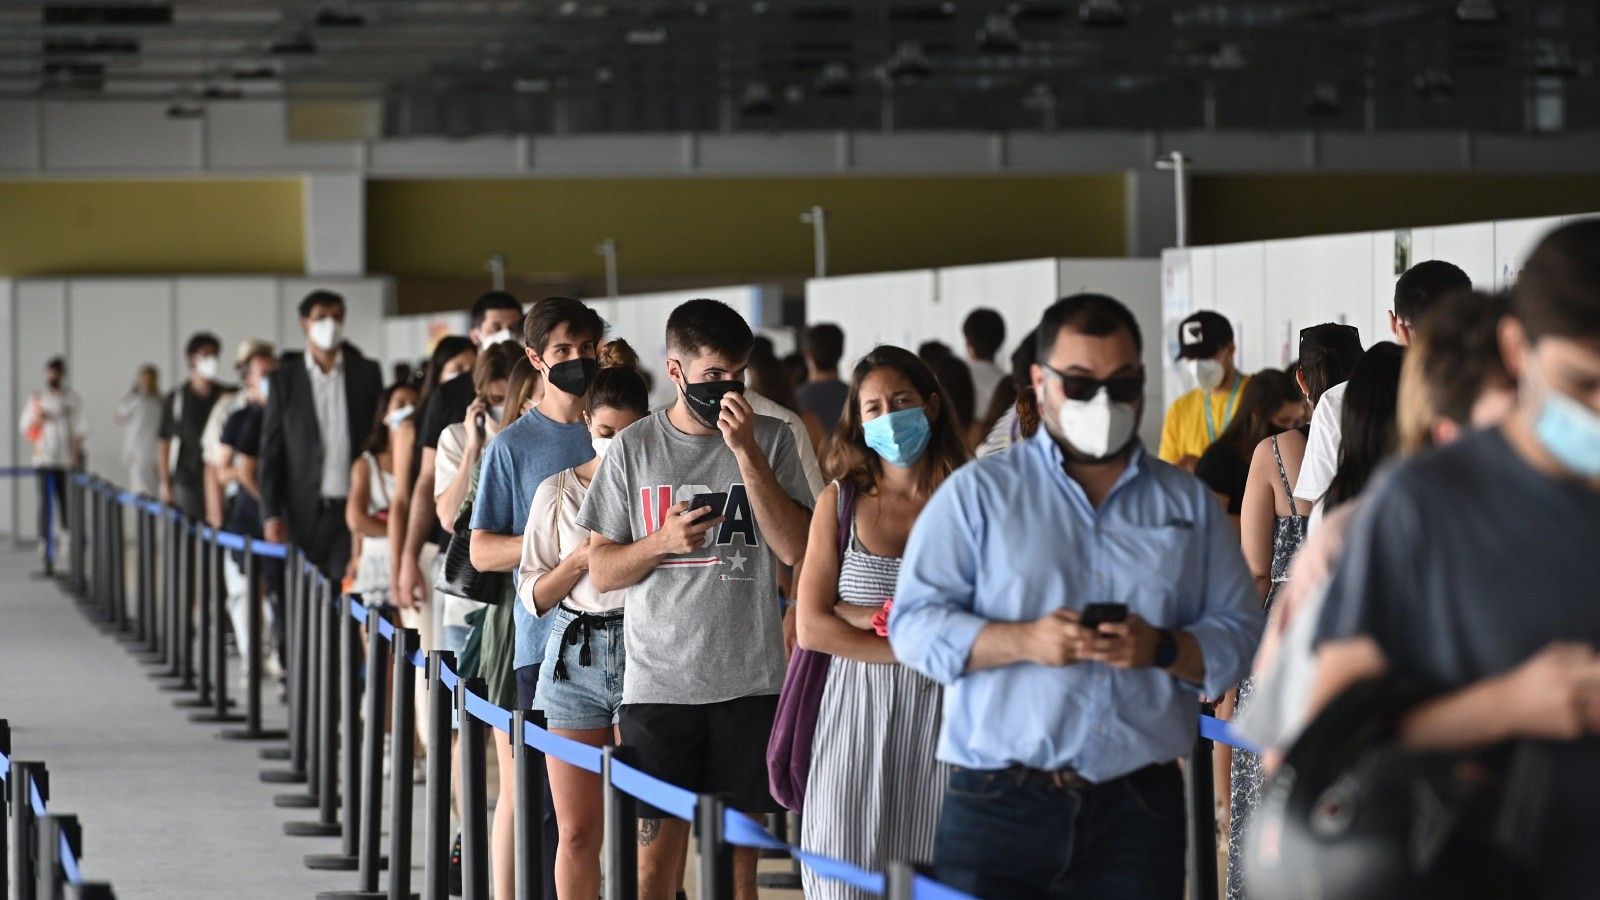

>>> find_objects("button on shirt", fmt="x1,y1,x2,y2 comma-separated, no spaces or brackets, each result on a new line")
305,351,351,499
889,431,1262,782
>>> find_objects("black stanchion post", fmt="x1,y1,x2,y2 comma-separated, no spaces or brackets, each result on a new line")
0,719,10,899
108,497,128,634
72,477,88,596
175,528,214,710
191,534,243,725
221,541,287,742
305,593,363,869
316,606,391,896
267,558,313,791
600,746,638,900
87,484,102,612
262,546,301,763
136,505,163,662
36,813,80,900
883,860,916,900
10,760,46,900
154,516,185,682
158,520,196,693
40,472,57,579
458,677,490,900
695,795,733,900
285,583,342,838
511,709,546,900
421,650,457,900
133,503,148,645
386,627,421,900
1186,701,1220,900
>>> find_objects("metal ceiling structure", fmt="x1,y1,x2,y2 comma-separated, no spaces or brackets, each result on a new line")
1,1,1596,137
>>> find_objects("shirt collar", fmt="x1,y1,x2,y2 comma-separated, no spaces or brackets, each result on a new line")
1028,428,1148,508
304,349,344,377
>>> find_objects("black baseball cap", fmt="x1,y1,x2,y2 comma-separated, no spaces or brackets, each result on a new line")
1175,310,1235,360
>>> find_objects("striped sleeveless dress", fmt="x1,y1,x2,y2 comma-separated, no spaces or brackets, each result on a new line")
800,492,950,900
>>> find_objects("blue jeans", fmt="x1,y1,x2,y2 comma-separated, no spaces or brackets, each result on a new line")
934,763,1186,899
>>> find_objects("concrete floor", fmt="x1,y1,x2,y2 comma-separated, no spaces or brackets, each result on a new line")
0,544,809,899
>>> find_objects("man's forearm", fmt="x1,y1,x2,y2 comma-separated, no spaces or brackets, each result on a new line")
1398,677,1515,752
404,470,436,560
966,621,1039,672
1164,630,1206,686
734,448,809,566
588,535,665,593
468,530,523,573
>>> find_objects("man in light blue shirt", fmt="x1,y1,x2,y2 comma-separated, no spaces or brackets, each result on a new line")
890,293,1262,899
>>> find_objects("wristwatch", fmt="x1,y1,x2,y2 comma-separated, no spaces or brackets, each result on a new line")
1153,628,1179,669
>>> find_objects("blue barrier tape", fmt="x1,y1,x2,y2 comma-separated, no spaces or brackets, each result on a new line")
1199,713,1260,754
348,597,368,624
0,752,87,888
521,719,603,775
115,491,138,506
610,759,697,821
461,688,513,735
376,616,396,640
0,466,40,477
722,810,888,894
914,874,973,900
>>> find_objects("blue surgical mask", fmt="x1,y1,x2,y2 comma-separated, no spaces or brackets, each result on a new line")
863,407,932,468
1535,390,1600,478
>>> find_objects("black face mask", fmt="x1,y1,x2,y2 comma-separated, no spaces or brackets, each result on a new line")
681,377,745,428
546,357,599,397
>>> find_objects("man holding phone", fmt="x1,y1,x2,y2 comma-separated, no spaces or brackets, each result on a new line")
580,298,813,900
890,294,1261,899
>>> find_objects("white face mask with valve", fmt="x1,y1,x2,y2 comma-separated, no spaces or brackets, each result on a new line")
479,328,515,349
1185,358,1225,391
1054,386,1138,460
308,318,343,352
194,355,219,381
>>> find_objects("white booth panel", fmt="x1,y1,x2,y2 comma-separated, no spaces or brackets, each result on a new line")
1307,233,1377,345
1160,250,1198,411
1056,259,1164,449
68,280,175,479
1370,232,1401,346
1494,216,1564,291
1212,243,1267,368
935,258,1060,361
175,278,282,378
584,286,765,410
12,281,67,538
382,311,473,372
1429,223,1497,290
0,280,13,534
806,270,939,371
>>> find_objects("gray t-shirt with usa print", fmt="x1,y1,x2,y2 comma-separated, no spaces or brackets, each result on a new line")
577,408,814,705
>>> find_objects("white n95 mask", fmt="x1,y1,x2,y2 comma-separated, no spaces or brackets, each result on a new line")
1186,358,1224,391
308,318,343,352
1057,387,1138,460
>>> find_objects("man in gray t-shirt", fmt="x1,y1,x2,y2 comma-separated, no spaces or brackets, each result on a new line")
579,298,813,900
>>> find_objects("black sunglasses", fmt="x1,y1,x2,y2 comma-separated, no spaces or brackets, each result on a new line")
1042,365,1145,403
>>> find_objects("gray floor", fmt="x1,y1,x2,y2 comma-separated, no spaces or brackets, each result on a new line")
0,543,376,899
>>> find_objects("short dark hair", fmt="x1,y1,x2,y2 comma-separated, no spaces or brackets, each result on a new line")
523,296,604,356
1298,323,1365,406
298,289,345,319
963,308,1006,359
1036,293,1143,359
470,291,523,329
1394,260,1471,323
185,331,221,358
46,356,65,374
806,323,844,370
1401,291,1511,450
1514,218,1600,342
667,298,753,361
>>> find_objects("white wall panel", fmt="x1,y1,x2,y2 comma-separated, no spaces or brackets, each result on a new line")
1160,249,1197,410
1212,243,1266,367
1493,216,1564,291
383,311,473,372
805,270,939,372
935,258,1059,360
1057,259,1164,449
1429,223,1496,290
278,278,391,369
67,280,174,478
0,280,14,534
42,102,201,171
175,278,281,377
582,286,763,410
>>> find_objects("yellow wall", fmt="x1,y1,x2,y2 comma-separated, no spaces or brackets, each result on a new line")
0,179,303,275
1192,174,1600,246
366,175,1129,283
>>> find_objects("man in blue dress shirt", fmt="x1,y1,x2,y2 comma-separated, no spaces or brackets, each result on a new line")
890,293,1262,899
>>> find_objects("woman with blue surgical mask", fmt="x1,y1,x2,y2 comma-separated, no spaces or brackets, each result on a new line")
515,340,649,900
793,345,970,900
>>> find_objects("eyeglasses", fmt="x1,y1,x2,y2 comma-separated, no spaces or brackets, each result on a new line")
1042,365,1145,403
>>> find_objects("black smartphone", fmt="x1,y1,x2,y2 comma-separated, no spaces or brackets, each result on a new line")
474,412,486,438
686,492,728,525
1079,603,1129,631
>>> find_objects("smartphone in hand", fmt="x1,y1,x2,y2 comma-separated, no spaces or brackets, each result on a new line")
1079,603,1129,632
686,492,728,526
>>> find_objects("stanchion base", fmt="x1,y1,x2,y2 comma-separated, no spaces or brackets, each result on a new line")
260,747,291,760
274,793,321,808
218,727,289,742
172,696,220,708
134,653,167,665
304,854,387,872
316,891,404,900
758,872,803,889
148,670,184,681
283,821,342,838
189,711,246,724
260,769,308,784
114,630,146,643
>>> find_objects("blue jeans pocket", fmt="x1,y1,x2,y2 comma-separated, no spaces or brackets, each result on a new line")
947,769,1012,801
1126,766,1185,821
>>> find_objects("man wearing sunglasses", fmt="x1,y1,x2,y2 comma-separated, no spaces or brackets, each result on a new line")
892,293,1261,899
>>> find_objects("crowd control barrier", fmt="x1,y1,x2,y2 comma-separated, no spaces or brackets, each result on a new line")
28,466,1261,899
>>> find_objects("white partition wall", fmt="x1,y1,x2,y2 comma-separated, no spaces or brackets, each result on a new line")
807,258,1162,447
2,275,391,538
583,284,780,410
1161,212,1592,408
383,311,474,373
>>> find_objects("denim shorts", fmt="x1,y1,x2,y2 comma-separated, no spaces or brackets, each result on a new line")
534,605,625,731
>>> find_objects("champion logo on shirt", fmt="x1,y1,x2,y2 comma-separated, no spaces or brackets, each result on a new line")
639,483,760,568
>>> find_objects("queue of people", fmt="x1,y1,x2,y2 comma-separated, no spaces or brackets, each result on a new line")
19,217,1600,899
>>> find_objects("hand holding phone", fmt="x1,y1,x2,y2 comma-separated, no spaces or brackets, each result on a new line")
1078,602,1129,632
686,492,728,526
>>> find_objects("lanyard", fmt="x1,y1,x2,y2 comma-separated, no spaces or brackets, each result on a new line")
1204,375,1244,444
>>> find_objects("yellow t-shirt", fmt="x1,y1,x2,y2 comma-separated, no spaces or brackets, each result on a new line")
1157,374,1251,465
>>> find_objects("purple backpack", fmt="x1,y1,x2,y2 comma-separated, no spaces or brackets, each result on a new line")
766,481,856,813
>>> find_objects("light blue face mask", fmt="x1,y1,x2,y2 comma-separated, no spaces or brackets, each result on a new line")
863,407,932,468
1535,390,1600,478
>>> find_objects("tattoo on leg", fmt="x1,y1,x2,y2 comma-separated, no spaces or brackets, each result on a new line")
638,818,660,846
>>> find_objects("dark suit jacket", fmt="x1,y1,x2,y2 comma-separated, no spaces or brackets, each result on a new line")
260,342,383,542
